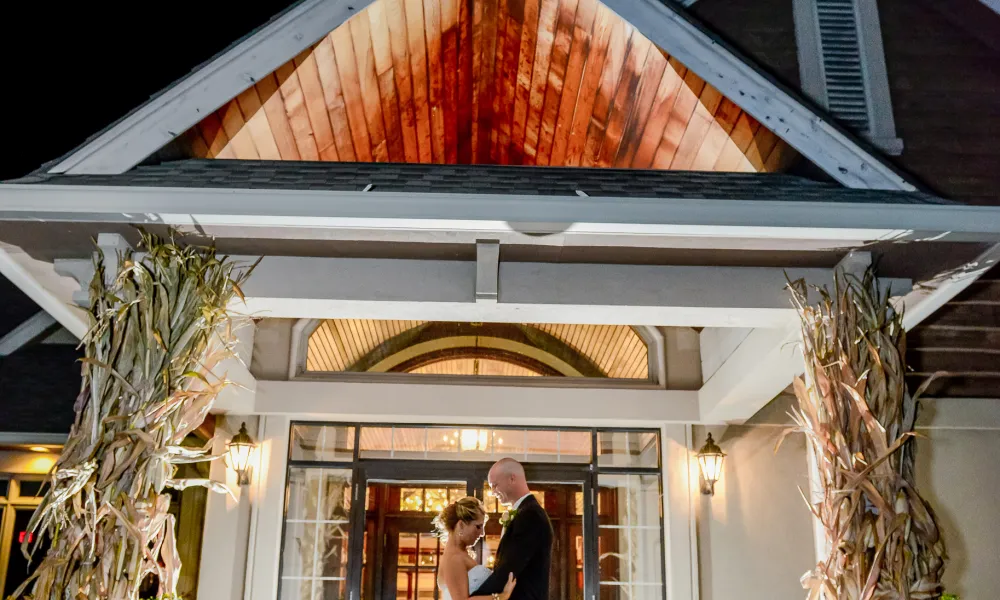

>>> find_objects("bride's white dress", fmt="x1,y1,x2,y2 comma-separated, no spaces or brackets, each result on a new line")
440,564,492,600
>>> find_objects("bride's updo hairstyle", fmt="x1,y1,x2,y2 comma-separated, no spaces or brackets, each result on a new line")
433,496,486,538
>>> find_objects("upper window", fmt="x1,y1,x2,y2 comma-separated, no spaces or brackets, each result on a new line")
303,320,651,380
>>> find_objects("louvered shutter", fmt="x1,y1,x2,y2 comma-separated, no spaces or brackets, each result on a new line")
793,0,902,153
815,0,870,134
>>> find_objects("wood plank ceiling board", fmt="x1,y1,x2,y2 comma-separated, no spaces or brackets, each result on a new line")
411,358,543,376
305,320,649,379
182,0,794,172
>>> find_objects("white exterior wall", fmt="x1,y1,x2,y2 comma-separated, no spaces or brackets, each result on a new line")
693,424,815,600
692,402,1000,599
915,428,1000,598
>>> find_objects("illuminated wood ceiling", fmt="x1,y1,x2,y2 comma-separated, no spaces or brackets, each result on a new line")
411,359,542,376
306,320,649,378
182,0,792,171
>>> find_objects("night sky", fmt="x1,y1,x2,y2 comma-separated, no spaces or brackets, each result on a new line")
1,1,295,180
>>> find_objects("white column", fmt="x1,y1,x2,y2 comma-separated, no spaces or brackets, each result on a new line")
197,417,258,600
247,415,291,600
661,424,699,600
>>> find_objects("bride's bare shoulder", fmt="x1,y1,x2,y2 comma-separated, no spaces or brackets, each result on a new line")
441,548,475,570
441,548,477,571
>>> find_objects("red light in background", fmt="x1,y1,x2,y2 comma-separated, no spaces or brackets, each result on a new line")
18,531,34,544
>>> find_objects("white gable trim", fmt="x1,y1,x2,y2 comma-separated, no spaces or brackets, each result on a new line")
603,0,912,190
48,0,360,176
48,0,912,191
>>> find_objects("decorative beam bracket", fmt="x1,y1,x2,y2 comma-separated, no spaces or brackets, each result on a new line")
475,240,500,304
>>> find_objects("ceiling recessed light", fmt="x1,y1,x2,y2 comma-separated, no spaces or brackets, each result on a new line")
29,446,48,453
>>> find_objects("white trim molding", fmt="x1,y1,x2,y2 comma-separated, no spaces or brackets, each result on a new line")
0,311,57,356
793,0,903,155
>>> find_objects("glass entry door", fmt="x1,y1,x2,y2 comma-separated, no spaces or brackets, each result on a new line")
281,424,665,600
362,481,468,600
354,463,589,600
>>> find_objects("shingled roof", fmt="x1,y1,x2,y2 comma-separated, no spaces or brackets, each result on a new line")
9,159,948,205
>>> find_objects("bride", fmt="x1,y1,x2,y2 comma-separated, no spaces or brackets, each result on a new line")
435,497,516,600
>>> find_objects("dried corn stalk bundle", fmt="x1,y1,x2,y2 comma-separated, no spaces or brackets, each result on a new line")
11,232,254,600
781,270,947,599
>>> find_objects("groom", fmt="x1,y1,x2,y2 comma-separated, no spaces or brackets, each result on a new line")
474,458,553,600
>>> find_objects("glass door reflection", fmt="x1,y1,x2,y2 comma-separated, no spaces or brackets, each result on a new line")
363,482,467,600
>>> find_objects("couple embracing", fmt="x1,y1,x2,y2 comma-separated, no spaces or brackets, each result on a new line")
435,458,553,600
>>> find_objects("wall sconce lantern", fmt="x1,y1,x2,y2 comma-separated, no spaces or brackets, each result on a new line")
697,433,726,496
227,422,256,486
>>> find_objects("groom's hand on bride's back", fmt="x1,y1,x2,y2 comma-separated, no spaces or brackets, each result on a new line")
502,573,517,600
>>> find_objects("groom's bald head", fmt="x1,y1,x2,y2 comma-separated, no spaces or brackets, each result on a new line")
488,458,530,506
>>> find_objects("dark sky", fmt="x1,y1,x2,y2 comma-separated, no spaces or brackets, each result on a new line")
1,1,295,180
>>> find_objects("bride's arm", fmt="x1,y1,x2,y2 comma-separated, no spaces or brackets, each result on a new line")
441,555,515,600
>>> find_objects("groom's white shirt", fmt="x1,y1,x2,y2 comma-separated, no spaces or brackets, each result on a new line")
511,493,532,511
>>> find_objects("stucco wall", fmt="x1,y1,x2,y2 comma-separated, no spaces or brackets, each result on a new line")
915,428,1000,598
694,413,1000,599
694,424,814,600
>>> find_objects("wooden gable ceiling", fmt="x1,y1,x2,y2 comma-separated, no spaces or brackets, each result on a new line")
180,0,793,171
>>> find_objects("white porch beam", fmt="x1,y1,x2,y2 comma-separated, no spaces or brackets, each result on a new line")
48,0,361,175
0,433,67,445
897,243,1000,331
47,254,910,327
4,185,1000,245
697,251,883,425
0,311,57,356
0,244,88,339
698,325,803,423
253,380,700,424
226,256,909,327
602,0,911,190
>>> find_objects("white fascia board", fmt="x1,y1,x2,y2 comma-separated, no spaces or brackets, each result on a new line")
2,185,1000,244
48,0,361,175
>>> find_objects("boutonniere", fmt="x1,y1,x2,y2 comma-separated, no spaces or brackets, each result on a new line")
500,508,519,529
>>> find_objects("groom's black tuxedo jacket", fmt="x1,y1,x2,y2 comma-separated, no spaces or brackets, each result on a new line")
474,495,553,600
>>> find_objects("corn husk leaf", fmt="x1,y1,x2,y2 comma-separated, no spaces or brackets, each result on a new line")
12,230,253,600
780,271,947,599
